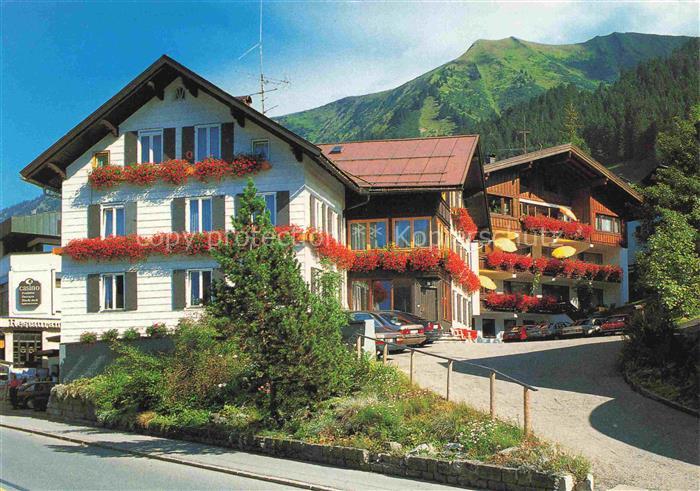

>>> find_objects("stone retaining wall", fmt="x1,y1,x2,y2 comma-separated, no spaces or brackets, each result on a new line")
47,388,589,491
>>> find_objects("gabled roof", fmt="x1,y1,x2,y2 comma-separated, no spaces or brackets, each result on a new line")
318,135,480,192
485,143,642,202
20,55,359,192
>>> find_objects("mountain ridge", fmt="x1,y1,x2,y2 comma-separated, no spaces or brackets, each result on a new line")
276,32,693,143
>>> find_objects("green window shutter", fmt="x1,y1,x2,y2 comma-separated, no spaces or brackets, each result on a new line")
163,127,176,160
337,214,343,243
125,202,138,235
124,131,138,166
125,271,138,311
172,270,186,310
276,191,290,226
182,126,195,163
212,195,226,230
171,198,186,232
222,122,234,161
87,204,100,238
86,274,100,313
309,195,316,228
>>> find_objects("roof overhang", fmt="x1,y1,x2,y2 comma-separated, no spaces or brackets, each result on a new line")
20,55,361,194
484,144,643,204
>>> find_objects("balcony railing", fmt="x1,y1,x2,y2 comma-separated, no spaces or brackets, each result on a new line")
481,292,567,314
481,251,622,282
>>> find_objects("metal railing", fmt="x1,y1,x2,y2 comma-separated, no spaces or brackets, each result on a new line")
355,335,538,435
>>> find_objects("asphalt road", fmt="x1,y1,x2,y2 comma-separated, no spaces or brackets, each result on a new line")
392,336,700,490
0,427,293,490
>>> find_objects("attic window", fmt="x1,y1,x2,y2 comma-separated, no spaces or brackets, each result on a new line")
330,145,343,154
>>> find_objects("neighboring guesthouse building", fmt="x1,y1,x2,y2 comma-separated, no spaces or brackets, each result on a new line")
0,212,62,372
474,145,642,340
319,137,490,330
20,55,360,344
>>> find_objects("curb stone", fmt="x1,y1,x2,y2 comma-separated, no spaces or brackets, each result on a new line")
622,369,699,417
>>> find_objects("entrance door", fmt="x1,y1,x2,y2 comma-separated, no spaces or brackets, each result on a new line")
419,287,438,321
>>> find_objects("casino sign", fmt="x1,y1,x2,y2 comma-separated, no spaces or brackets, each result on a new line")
18,278,41,307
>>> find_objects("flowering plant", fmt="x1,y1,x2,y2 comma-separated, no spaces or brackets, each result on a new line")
87,155,269,190
482,293,563,313
521,215,593,240
484,251,622,282
452,208,478,239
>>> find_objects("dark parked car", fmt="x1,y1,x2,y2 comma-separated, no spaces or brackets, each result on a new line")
14,381,55,411
600,315,629,335
503,325,527,342
377,310,442,344
346,311,426,352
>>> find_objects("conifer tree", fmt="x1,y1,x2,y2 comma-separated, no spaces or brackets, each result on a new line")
208,179,355,422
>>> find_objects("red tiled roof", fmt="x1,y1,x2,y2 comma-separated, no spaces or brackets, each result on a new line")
318,135,479,191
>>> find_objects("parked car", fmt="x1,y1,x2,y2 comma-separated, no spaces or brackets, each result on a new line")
546,321,571,339
503,325,527,342
561,317,605,337
521,324,546,341
377,310,442,344
13,381,55,411
600,315,629,335
347,311,426,352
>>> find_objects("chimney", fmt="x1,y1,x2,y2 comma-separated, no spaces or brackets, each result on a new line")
488,153,497,164
236,95,253,106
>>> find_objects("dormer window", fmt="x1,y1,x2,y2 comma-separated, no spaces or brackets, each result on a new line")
139,129,163,163
196,124,221,161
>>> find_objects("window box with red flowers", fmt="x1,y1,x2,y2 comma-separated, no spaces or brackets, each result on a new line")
521,215,593,241
87,155,270,190
483,251,622,282
482,292,564,313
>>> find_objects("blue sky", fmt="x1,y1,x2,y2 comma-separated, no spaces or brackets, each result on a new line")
1,1,698,209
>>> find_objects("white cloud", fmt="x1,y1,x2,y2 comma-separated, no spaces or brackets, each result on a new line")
209,1,699,116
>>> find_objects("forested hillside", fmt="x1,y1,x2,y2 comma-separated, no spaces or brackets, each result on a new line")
478,39,699,168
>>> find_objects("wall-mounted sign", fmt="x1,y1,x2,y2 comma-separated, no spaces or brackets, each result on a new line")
0,317,60,331
18,278,41,307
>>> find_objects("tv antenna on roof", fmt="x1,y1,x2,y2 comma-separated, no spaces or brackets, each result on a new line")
516,114,530,154
238,0,290,114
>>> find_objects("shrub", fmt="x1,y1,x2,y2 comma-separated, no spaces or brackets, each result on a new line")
146,322,168,338
100,329,119,342
122,328,141,341
80,332,98,344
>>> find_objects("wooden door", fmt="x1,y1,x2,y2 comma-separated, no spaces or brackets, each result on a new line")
418,287,438,321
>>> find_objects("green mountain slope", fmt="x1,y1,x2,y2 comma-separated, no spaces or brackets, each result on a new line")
277,32,692,143
478,39,699,177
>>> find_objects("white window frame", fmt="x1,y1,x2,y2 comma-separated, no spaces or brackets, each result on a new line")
186,197,213,233
195,124,221,161
187,269,213,308
101,204,125,238
251,139,270,160
101,273,125,311
138,129,163,164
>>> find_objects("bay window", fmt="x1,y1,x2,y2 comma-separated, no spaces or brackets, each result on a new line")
102,274,124,311
196,124,221,161
138,129,163,163
349,220,387,250
393,217,431,248
187,197,213,232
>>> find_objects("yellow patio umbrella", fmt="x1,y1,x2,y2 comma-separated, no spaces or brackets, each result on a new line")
479,275,498,290
551,245,577,259
558,206,578,221
494,237,517,252
494,230,519,240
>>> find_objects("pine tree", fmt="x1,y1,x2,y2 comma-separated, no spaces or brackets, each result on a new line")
208,179,355,422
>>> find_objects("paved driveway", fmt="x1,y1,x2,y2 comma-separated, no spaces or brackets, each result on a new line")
390,337,699,490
